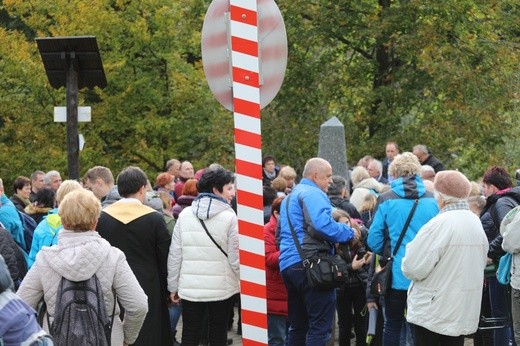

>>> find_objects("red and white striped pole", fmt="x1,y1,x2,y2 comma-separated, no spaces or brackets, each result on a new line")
230,1,268,345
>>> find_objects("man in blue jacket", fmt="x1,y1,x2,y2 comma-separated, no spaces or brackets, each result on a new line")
279,157,354,346
367,152,439,345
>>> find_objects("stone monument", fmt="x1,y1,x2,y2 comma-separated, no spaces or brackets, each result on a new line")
318,116,349,179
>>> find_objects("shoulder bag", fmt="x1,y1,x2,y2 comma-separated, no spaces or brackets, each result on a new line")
369,199,418,297
286,194,349,290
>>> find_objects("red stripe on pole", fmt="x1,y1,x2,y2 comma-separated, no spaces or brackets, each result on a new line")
235,159,262,178
240,339,266,346
232,67,259,87
233,98,260,118
239,250,266,270
242,309,269,329
230,5,257,26
240,280,268,298
238,219,264,240
237,190,263,209
231,36,258,57
235,128,261,149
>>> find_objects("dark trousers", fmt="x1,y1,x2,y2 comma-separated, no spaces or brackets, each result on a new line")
336,284,367,346
383,289,408,346
413,324,464,346
181,297,234,346
281,262,336,346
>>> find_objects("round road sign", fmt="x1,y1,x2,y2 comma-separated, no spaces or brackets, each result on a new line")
201,0,288,111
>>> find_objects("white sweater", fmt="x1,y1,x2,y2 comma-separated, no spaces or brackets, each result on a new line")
402,208,488,336
167,195,240,301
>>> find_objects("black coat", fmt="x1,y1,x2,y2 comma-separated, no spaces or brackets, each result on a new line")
329,196,361,219
96,202,172,346
0,227,27,290
481,187,520,262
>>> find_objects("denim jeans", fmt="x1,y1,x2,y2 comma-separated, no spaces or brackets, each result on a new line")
336,285,367,346
488,277,515,346
268,314,287,346
181,297,234,346
383,289,408,346
281,262,336,346
169,303,182,333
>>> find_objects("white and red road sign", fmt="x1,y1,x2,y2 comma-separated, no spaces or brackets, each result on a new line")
201,0,287,111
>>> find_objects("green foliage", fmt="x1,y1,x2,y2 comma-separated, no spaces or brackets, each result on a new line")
0,0,519,192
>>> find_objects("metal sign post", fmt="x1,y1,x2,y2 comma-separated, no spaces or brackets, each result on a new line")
36,36,107,180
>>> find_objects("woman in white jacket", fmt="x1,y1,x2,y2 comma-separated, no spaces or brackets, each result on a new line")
17,189,148,346
168,166,239,346
402,170,488,345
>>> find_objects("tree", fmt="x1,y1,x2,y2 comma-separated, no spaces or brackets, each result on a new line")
0,0,519,192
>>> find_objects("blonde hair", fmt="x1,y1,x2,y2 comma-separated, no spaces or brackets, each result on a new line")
271,177,287,193
279,166,297,180
389,152,421,178
351,166,370,187
359,193,378,213
55,180,83,205
58,189,101,232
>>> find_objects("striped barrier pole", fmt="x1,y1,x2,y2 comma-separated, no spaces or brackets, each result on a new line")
229,1,268,345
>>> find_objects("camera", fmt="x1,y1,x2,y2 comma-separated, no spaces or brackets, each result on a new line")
355,248,367,260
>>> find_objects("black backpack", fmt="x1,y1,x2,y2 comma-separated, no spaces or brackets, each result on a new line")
48,275,115,346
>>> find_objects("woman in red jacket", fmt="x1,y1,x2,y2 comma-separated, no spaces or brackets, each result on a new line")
264,196,288,346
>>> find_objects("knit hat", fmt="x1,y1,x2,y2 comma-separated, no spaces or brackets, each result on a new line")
433,170,471,199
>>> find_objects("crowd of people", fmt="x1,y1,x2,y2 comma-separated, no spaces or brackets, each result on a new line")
0,142,519,346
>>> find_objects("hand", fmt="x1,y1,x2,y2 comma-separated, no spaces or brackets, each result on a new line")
351,254,366,270
364,251,373,264
170,292,180,305
487,257,493,265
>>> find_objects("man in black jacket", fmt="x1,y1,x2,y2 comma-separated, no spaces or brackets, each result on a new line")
412,144,445,172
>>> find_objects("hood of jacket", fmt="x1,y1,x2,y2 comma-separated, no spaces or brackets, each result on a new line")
101,185,121,208
24,204,52,216
355,177,384,192
191,193,233,220
39,230,112,281
391,175,427,199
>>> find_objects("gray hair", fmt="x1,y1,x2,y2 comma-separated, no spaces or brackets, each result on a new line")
413,144,429,155
44,170,61,185
328,175,347,196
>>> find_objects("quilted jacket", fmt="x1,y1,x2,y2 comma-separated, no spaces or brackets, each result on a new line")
167,193,240,301
17,230,148,345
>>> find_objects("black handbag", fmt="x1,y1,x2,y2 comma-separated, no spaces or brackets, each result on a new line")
285,194,349,290
369,199,418,297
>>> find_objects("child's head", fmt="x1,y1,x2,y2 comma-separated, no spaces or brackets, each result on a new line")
332,209,362,249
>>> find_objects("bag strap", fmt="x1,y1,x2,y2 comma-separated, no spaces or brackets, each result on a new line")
392,199,419,258
198,218,228,258
285,194,308,264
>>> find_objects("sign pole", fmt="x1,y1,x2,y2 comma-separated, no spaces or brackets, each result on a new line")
230,1,267,345
65,52,80,180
